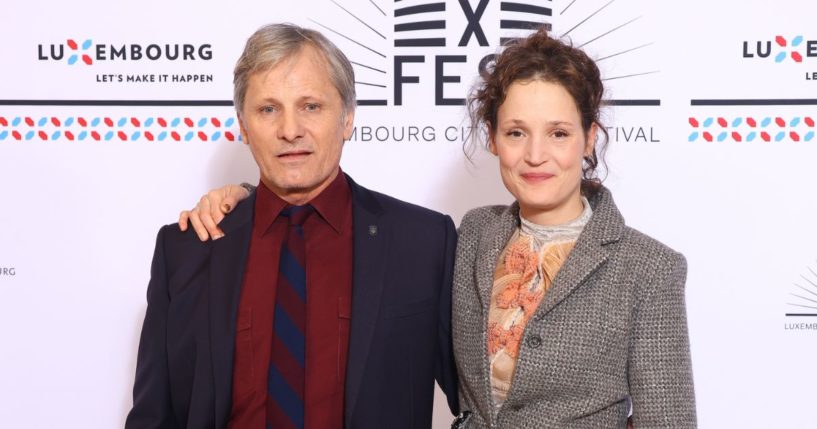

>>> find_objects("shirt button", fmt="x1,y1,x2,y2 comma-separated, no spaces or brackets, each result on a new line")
527,335,542,348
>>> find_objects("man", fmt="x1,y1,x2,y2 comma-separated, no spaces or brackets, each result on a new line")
126,23,458,429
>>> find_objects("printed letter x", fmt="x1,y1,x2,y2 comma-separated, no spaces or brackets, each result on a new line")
458,0,489,47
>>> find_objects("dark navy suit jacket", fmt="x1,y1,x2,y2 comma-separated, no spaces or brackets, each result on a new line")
126,175,459,428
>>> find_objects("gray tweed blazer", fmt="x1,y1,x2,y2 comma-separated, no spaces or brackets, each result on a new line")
452,187,696,428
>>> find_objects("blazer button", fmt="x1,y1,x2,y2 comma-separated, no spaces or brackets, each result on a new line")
527,335,542,349
511,403,524,411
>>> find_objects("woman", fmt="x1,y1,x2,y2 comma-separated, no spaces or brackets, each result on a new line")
449,30,695,428
181,29,696,428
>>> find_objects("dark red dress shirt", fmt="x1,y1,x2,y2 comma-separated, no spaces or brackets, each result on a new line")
228,170,353,429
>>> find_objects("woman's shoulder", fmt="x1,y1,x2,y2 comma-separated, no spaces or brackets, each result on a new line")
617,225,687,275
589,187,685,269
620,226,683,257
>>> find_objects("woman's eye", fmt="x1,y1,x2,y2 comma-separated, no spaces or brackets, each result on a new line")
553,130,569,139
506,130,524,138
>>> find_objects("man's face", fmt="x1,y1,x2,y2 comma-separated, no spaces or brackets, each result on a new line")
239,45,354,204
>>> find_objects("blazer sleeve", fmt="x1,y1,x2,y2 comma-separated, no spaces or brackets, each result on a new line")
435,215,460,416
125,226,179,429
628,252,697,428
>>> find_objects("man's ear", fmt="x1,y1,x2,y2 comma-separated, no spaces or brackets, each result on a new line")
342,109,355,141
238,113,249,145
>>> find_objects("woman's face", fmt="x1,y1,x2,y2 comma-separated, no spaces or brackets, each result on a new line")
490,79,596,225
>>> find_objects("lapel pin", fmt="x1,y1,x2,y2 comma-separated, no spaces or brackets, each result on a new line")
368,225,378,236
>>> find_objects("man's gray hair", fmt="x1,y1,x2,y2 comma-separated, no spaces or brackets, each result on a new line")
233,23,356,117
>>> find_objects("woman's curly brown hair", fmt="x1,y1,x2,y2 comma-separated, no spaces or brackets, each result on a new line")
467,28,609,197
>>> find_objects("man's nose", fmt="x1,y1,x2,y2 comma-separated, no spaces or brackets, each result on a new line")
277,110,305,142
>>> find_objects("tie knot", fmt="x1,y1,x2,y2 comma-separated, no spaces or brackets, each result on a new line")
281,204,314,226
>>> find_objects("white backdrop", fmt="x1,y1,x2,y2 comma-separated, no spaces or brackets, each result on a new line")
1,1,816,428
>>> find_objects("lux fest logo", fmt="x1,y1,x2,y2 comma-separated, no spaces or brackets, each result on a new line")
37,39,213,65
333,0,558,106
324,0,658,107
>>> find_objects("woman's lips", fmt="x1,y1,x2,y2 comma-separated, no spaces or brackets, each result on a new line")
520,172,555,183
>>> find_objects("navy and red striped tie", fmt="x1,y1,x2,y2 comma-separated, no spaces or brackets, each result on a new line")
267,205,313,429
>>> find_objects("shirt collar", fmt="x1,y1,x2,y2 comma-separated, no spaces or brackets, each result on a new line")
253,168,352,235
518,196,592,244
309,168,352,234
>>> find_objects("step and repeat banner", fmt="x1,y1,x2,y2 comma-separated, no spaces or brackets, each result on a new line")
1,0,816,427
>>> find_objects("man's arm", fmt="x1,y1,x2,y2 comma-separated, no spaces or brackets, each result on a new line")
435,215,460,416
125,226,178,429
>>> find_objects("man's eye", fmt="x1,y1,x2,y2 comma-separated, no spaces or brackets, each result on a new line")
260,106,275,114
305,103,320,112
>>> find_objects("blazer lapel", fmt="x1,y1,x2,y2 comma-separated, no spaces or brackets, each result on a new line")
476,204,519,313
344,176,387,428
208,193,255,427
473,204,518,417
534,188,624,318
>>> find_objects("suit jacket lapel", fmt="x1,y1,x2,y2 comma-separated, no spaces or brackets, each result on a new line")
476,204,519,313
208,193,255,427
473,204,518,416
344,176,387,428
534,188,624,318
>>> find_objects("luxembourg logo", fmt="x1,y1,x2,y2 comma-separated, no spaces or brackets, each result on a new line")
743,35,817,81
742,35,815,63
36,38,216,84
37,39,213,64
